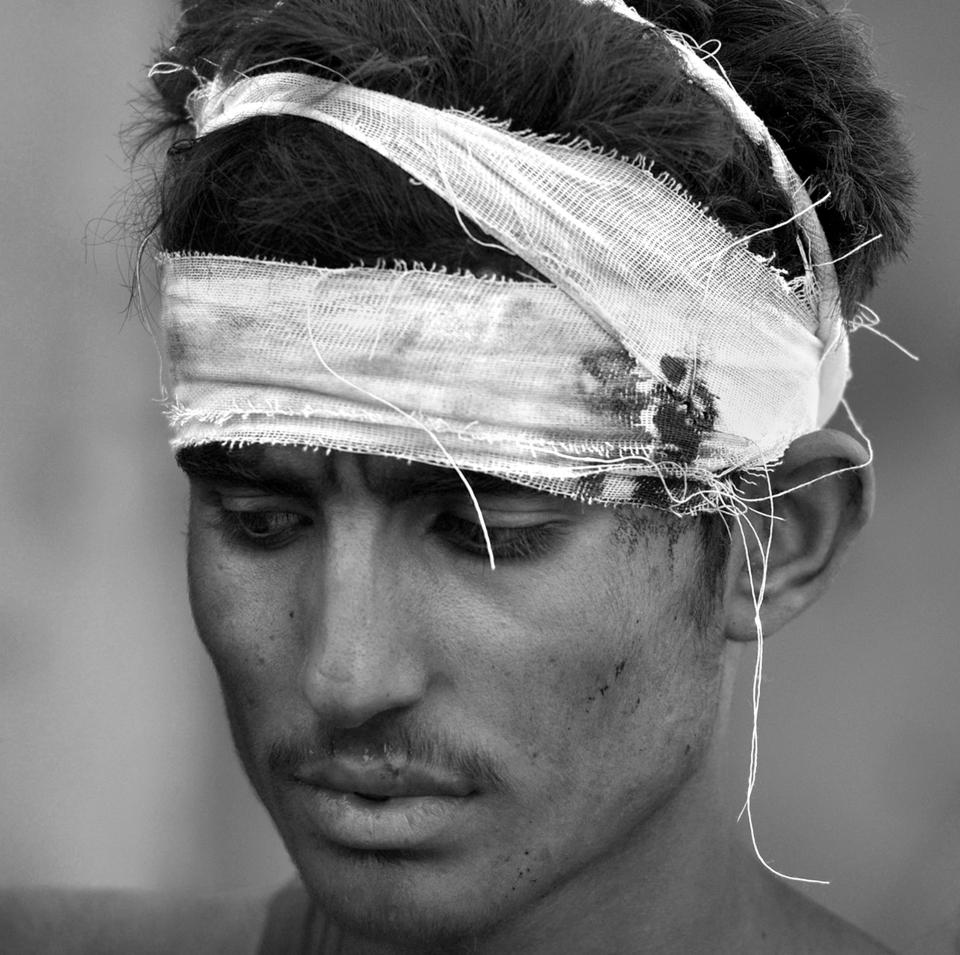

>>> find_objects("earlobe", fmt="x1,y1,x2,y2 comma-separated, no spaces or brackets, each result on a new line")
723,429,874,643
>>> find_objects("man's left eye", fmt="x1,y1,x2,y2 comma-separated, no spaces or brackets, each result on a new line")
432,513,558,561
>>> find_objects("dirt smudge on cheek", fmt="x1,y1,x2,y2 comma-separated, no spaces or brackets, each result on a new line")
511,849,534,892
583,666,633,717
509,847,547,895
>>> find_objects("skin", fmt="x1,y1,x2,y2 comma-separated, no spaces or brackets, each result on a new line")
183,434,892,954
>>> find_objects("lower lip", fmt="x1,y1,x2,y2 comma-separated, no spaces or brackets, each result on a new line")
289,785,474,850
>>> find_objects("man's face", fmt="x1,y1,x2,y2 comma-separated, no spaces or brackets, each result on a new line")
184,444,729,943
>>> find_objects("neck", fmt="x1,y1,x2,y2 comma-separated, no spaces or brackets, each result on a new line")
494,756,748,955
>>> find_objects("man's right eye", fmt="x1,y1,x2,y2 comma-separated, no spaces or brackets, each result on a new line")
215,508,312,549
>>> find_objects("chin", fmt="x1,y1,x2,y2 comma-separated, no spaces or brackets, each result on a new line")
295,847,513,948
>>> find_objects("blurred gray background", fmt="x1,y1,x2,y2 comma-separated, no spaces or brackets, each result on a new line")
1,2,957,952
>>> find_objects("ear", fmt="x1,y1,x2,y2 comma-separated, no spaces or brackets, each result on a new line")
722,429,874,642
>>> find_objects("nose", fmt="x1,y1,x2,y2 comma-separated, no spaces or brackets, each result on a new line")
299,509,429,728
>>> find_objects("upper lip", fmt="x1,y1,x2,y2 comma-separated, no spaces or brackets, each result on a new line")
291,759,474,798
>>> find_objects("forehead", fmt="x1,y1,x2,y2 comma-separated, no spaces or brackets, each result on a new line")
175,443,553,503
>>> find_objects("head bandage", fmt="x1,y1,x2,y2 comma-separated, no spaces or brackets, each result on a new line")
150,1,849,514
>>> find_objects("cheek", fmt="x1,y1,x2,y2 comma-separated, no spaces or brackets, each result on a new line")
186,526,299,722
454,547,724,789
442,570,614,751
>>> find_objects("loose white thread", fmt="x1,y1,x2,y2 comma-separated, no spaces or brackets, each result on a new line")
816,233,884,269
736,399,874,509
732,396,879,884
734,465,831,886
852,303,920,362
434,142,516,258
709,193,832,265
305,312,498,569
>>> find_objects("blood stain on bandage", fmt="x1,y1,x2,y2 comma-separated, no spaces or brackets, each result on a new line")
650,354,718,466
575,348,719,507
578,348,717,463
579,346,654,433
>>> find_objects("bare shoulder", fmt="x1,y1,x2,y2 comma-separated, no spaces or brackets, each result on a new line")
0,885,271,955
763,879,897,955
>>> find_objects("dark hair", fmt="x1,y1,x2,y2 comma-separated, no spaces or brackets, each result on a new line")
142,0,914,575
144,0,913,315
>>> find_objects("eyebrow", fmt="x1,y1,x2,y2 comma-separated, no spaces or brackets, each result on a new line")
175,445,548,503
375,469,546,504
176,445,314,497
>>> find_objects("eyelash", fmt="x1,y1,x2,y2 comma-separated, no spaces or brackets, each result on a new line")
432,514,559,562
213,509,311,551
211,507,560,562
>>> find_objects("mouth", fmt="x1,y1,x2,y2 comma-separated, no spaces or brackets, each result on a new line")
288,783,475,852
291,758,475,800
283,759,478,850
352,791,391,803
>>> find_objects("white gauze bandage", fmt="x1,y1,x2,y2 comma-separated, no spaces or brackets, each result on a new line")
150,5,848,514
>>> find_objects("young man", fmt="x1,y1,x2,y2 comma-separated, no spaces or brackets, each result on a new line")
3,0,914,951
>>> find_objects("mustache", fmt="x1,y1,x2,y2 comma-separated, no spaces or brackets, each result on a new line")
267,717,510,792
